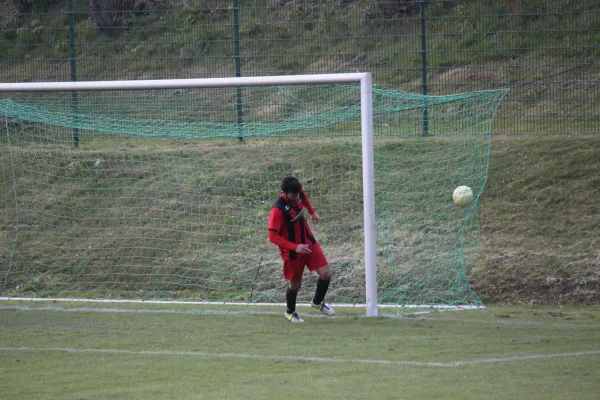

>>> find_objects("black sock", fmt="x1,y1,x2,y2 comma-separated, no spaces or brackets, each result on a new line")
286,287,298,314
312,278,330,305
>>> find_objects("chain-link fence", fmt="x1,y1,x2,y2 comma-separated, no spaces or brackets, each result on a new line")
1,0,598,134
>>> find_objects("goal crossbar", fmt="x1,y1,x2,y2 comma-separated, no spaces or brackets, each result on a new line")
0,73,369,91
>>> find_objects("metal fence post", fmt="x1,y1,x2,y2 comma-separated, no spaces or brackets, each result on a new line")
233,0,244,143
68,0,79,149
420,0,429,137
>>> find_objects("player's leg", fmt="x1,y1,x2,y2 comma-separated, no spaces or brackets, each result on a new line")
283,259,305,323
286,278,302,315
306,244,336,316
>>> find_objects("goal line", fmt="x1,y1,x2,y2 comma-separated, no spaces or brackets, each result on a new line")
0,296,484,312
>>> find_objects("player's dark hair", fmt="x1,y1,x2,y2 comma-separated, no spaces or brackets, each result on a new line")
281,176,302,194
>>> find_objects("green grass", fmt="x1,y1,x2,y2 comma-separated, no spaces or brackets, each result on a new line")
473,135,600,303
1,1,598,85
1,301,599,399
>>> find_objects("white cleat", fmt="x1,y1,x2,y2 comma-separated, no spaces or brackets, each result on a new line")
285,311,305,323
312,302,336,316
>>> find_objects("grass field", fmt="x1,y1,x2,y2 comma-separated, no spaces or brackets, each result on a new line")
1,300,599,399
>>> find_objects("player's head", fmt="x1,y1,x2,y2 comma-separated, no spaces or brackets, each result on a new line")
281,176,302,203
281,176,302,194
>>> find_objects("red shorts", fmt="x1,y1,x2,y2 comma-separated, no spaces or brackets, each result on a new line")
283,243,328,281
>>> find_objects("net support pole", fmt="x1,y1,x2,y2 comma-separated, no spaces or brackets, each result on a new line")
360,73,378,317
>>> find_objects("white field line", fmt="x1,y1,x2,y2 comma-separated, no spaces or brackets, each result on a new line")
1,346,599,368
2,304,600,328
0,297,484,310
0,304,286,316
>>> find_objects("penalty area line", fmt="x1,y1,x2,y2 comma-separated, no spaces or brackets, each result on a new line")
1,346,598,368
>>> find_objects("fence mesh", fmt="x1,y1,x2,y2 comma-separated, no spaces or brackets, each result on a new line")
0,0,598,134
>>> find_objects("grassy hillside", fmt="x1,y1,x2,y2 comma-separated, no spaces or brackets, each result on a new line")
475,135,600,303
1,1,598,85
1,132,598,304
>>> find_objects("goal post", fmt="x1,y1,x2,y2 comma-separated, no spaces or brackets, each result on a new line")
0,73,508,316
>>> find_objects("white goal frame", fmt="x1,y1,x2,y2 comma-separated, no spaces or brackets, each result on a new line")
0,73,379,317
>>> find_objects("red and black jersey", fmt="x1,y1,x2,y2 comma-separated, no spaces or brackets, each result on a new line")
268,190,316,261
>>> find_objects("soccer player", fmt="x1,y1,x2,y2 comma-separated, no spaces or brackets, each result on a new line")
268,176,336,323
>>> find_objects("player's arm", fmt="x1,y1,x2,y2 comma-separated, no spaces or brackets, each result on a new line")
268,231,297,251
300,189,319,224
268,208,312,254
268,208,297,251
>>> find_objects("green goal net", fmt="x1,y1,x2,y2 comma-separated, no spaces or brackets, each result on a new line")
0,80,508,308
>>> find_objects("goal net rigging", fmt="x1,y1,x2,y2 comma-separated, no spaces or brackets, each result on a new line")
0,74,508,314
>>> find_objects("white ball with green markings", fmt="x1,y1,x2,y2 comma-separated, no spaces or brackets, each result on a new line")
452,186,473,208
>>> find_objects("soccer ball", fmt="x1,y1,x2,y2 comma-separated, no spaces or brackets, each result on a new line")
452,186,473,207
